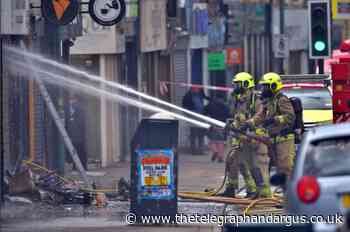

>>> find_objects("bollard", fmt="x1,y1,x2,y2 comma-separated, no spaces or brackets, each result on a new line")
130,117,178,224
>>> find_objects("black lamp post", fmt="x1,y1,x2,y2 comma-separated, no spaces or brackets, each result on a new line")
0,36,4,204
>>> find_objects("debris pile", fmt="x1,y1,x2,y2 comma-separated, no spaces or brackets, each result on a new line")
3,161,93,206
2,160,132,207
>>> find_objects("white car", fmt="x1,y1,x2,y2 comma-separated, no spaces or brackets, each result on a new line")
270,123,350,232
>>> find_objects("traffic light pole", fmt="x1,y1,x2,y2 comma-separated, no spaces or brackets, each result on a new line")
0,0,3,206
318,59,324,74
0,36,4,204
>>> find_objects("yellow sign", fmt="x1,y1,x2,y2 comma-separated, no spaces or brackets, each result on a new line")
342,194,350,208
144,176,168,186
332,0,350,19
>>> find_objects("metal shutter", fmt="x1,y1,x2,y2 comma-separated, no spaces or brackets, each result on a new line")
173,50,189,148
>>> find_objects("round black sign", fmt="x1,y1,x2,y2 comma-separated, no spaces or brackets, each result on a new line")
88,0,126,26
42,0,80,25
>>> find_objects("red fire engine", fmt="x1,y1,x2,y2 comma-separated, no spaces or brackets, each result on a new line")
331,40,350,123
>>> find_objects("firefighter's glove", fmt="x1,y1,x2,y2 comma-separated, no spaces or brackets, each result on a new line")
275,115,285,124
262,118,275,127
239,122,251,131
238,134,249,142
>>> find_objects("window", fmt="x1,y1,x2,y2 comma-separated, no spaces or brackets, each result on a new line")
282,88,332,110
303,137,350,177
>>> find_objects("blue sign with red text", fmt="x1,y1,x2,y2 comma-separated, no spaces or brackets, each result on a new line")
136,149,175,201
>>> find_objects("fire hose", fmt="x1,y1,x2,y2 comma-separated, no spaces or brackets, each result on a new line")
228,127,272,146
24,159,283,214
23,124,283,214
178,127,284,214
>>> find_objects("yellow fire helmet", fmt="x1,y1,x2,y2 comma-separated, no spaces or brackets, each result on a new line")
259,72,283,93
232,72,255,89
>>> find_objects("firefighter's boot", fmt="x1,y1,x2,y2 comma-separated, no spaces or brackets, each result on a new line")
251,167,272,199
257,186,272,198
245,190,258,198
239,163,257,198
217,186,236,198
245,179,257,198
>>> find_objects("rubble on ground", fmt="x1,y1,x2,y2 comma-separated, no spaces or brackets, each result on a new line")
2,161,130,207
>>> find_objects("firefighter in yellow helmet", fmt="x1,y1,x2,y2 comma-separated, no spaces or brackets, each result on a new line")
247,72,296,178
220,72,271,198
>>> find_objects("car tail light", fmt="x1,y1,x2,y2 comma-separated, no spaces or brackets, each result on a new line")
297,176,320,204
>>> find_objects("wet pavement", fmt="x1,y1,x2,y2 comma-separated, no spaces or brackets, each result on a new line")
2,220,221,232
69,152,228,193
0,152,246,232
1,201,236,232
1,201,239,221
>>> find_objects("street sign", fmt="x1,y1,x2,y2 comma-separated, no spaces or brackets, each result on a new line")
42,0,80,25
273,34,289,58
88,0,126,26
226,48,242,65
208,52,226,71
332,0,350,19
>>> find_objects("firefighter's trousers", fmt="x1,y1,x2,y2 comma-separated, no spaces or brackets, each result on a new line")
270,134,295,178
226,141,271,197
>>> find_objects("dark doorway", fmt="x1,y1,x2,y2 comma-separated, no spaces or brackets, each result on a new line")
191,49,203,84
